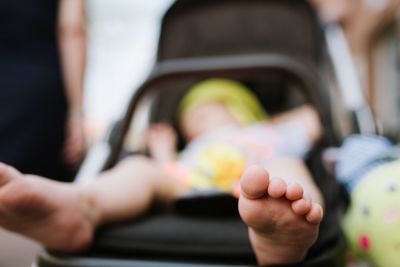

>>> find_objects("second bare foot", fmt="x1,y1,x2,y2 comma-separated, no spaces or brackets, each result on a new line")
0,163,96,252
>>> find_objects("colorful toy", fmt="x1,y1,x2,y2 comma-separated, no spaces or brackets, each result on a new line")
188,143,246,193
343,160,400,267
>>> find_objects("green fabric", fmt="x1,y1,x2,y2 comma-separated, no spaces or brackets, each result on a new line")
178,79,267,125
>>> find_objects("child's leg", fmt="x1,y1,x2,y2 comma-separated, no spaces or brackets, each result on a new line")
84,156,187,224
239,159,323,266
0,156,187,252
0,154,323,265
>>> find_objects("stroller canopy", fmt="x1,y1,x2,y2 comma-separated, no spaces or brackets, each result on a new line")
157,0,323,66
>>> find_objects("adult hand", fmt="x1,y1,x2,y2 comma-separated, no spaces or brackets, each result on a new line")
63,111,87,168
311,0,351,24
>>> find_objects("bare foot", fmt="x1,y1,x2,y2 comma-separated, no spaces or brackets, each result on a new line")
0,163,96,252
238,165,323,266
147,123,177,163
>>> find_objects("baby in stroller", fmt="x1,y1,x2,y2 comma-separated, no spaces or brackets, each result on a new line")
0,78,324,266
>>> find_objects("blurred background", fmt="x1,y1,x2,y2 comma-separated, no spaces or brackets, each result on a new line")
0,1,172,266
83,0,173,142
1,0,400,266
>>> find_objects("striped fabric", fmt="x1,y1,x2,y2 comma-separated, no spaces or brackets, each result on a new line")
336,135,396,192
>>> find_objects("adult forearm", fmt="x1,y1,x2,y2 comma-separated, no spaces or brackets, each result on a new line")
59,32,86,114
58,0,86,115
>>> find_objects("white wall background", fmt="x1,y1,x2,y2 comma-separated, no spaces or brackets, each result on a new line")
84,0,173,139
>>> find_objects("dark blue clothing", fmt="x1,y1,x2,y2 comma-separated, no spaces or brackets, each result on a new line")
0,0,72,181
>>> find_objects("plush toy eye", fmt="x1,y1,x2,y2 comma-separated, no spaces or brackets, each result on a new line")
385,180,398,193
360,204,370,216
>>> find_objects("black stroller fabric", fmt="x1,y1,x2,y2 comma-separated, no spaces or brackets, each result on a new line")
157,0,322,64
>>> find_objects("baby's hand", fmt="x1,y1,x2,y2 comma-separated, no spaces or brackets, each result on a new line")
147,123,177,147
147,123,177,163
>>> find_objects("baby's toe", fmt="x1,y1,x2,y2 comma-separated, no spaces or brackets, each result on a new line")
285,182,304,201
291,197,312,215
240,165,270,199
0,163,20,186
267,177,286,198
305,203,323,224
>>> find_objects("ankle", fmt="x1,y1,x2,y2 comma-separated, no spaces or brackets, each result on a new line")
51,186,98,252
78,185,101,228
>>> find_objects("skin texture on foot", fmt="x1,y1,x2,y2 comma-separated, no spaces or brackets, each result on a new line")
0,163,96,252
238,165,323,266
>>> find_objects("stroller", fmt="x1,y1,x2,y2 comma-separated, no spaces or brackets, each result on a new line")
37,0,352,266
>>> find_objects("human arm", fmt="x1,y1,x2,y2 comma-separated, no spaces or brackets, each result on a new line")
147,123,178,164
339,0,400,57
310,0,351,24
268,105,322,145
311,0,400,101
57,0,87,166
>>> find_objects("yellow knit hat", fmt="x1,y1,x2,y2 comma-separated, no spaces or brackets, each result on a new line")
178,78,267,125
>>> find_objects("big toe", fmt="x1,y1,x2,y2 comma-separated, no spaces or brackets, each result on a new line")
0,163,20,186
240,165,270,199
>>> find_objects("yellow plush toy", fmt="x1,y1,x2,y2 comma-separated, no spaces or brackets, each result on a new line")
343,160,400,267
337,135,400,267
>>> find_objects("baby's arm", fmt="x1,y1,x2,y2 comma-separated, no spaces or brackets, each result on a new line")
147,123,178,164
268,105,322,145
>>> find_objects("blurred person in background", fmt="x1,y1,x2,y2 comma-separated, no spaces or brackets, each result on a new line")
0,0,87,181
312,0,400,102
